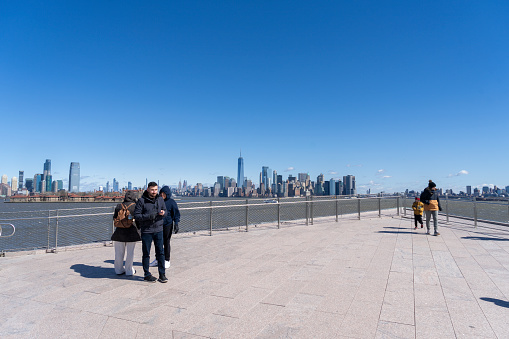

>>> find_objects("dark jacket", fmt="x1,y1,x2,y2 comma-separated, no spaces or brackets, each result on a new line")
134,190,167,234
160,186,180,231
420,188,442,211
111,191,141,242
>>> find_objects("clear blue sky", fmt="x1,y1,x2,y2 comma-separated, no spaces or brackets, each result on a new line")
1,1,508,193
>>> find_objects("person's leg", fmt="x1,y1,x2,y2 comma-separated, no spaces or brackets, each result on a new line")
113,241,126,274
124,242,136,275
417,215,423,227
153,231,165,277
163,224,171,261
414,215,418,228
425,211,431,232
141,233,152,277
432,210,439,234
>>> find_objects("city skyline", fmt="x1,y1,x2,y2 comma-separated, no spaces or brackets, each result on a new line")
1,2,508,193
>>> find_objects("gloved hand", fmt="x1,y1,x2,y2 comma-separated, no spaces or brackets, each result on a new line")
439,207,443,211
174,222,179,234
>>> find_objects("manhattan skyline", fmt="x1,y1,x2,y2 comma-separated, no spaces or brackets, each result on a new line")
1,2,507,193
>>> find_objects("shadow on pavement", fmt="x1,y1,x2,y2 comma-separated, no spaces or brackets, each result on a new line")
104,259,142,266
462,236,509,241
71,263,131,279
378,230,420,234
480,297,509,308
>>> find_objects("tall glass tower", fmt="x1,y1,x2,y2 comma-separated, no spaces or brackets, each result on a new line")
237,151,244,188
69,162,80,193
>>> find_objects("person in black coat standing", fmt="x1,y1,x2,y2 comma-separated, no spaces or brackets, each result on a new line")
111,191,140,276
134,182,167,283
150,186,180,269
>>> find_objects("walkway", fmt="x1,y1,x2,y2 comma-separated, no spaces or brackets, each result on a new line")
1,213,509,338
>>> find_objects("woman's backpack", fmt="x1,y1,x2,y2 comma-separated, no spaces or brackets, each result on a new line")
113,203,135,228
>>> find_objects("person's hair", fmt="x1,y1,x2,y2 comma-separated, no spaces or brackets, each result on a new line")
147,181,158,188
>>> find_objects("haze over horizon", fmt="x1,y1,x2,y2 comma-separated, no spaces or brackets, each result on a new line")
1,1,508,193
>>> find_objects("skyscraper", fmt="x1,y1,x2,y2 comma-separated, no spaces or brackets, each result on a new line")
45,175,52,193
11,177,18,192
1,174,7,185
343,175,356,195
329,178,336,195
113,178,119,192
128,182,132,190
237,151,245,188
69,162,80,193
33,174,42,192
18,171,24,190
466,186,472,195
43,159,51,180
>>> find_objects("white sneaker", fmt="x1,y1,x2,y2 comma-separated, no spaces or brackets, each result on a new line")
165,260,171,269
149,259,158,267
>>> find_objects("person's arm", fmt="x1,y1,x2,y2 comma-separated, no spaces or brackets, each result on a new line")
173,201,180,223
437,196,442,211
134,199,156,221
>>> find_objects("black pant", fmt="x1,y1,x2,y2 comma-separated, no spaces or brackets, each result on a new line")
163,223,173,261
414,214,423,227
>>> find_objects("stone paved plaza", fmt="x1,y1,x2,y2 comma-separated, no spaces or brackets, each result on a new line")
1,213,509,338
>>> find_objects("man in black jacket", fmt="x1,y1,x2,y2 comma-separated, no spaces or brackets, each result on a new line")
150,185,180,269
134,182,167,283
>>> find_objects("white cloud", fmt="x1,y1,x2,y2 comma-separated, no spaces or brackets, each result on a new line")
328,170,338,175
382,176,392,179
447,170,469,178
346,164,362,168
377,169,385,173
284,167,295,172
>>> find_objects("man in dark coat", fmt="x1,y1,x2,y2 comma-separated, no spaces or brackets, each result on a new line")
134,182,167,283
150,185,180,269
112,190,140,276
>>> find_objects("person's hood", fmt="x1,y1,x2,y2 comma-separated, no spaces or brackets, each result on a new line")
160,186,172,200
124,191,137,203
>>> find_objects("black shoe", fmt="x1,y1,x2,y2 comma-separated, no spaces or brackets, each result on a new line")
158,274,168,283
144,275,157,283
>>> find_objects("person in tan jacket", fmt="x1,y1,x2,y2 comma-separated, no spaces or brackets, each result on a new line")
420,180,442,235
412,197,424,229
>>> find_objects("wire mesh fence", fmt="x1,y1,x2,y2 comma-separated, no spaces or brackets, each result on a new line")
0,197,408,253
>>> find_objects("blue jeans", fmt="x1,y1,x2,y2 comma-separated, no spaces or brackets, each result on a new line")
141,231,165,277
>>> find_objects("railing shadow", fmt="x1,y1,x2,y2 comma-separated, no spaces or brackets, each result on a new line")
462,236,509,241
480,297,509,308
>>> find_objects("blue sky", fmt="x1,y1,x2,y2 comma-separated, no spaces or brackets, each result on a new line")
1,1,508,193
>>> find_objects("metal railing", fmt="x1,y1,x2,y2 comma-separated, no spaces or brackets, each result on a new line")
0,197,402,253
401,196,509,227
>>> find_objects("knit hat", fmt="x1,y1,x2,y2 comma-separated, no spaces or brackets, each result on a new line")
428,180,436,188
415,197,420,200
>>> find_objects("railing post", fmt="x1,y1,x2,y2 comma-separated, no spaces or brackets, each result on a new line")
310,196,314,225
378,198,381,218
305,197,309,226
46,210,51,252
277,197,280,229
397,197,400,216
55,210,59,252
245,199,249,232
445,194,449,223
209,201,213,236
357,198,361,220
473,197,477,228
335,196,338,222
403,196,407,216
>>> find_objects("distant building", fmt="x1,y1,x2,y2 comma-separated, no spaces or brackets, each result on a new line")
237,152,245,188
343,175,356,195
45,175,52,193
128,182,132,190
18,171,24,190
261,166,271,189
43,159,51,183
57,180,63,190
25,178,34,192
1,174,7,185
68,162,80,193
466,186,472,195
113,178,119,192
11,177,18,192
33,174,43,192
329,178,336,195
